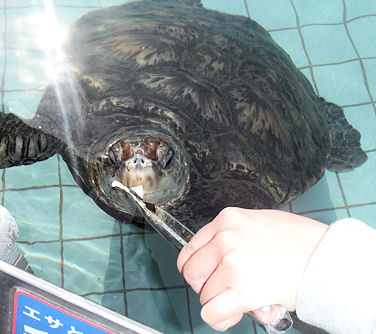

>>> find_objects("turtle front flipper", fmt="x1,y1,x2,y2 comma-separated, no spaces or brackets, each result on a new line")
0,112,63,168
321,98,368,172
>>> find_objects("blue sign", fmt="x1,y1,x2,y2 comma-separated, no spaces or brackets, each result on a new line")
12,290,113,334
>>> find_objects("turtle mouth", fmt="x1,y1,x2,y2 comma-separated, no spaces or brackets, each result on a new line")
105,135,182,204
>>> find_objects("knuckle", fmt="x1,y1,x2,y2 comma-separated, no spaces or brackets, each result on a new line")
201,303,219,324
183,269,198,284
200,307,210,323
222,250,238,265
218,206,237,220
186,234,200,252
200,289,243,327
221,251,243,276
213,230,230,246
213,230,236,250
182,264,205,287
216,207,245,230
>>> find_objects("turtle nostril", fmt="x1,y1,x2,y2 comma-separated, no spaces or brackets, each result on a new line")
131,155,148,167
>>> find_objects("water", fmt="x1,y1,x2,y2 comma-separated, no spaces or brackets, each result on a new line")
0,0,375,333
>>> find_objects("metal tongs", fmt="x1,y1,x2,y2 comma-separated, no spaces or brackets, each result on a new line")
112,180,293,333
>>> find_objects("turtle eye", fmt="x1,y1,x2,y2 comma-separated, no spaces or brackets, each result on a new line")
108,150,117,166
161,149,174,169
107,144,122,167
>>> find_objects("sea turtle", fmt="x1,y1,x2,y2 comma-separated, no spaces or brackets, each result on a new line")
0,0,367,232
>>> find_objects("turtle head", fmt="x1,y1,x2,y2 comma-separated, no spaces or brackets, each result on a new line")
103,133,189,206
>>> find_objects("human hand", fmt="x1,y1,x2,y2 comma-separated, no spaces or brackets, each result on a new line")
177,207,329,331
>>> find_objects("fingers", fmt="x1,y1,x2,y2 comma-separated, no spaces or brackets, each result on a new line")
200,288,246,331
177,218,218,273
177,207,242,274
199,252,241,306
178,213,241,294
179,238,223,293
208,314,243,332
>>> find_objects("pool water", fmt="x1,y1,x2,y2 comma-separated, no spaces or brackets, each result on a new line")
0,0,375,333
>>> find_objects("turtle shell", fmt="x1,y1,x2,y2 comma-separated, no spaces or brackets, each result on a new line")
30,1,330,230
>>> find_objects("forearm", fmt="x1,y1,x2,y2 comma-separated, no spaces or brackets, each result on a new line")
296,218,376,334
